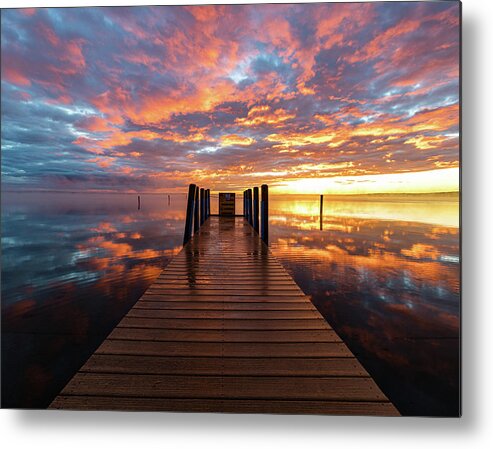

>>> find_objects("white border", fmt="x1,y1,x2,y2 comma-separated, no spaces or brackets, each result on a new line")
1,0,493,447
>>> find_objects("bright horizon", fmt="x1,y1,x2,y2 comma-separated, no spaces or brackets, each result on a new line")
1,3,460,195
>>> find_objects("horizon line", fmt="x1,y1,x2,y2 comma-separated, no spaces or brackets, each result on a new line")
1,189,460,196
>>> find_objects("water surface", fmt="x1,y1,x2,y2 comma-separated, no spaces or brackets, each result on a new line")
269,194,460,416
1,192,185,408
1,192,459,415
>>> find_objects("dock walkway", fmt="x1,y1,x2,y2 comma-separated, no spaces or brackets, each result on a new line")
50,216,399,415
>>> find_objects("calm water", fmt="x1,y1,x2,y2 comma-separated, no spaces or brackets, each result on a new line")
268,194,460,416
1,192,185,408
1,192,460,415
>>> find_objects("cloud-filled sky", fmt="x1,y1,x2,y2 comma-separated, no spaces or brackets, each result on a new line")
1,2,460,194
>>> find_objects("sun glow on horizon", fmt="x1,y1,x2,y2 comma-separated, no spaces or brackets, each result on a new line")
270,167,459,195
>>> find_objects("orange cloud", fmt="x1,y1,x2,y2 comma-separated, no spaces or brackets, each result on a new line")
1,66,31,86
118,166,135,174
75,116,116,133
87,157,114,168
347,18,420,65
236,105,295,127
405,135,451,150
405,104,459,132
221,134,255,146
265,130,338,147
93,79,238,126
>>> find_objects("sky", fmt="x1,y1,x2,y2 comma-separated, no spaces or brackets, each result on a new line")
1,2,460,194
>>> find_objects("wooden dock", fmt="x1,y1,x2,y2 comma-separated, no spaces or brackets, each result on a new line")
50,215,399,415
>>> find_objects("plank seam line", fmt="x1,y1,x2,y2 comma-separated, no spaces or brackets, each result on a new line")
77,371,371,379
94,354,354,359
114,327,335,332
55,394,390,403
106,338,344,344
116,326,332,331
85,355,355,360
124,314,324,321
135,301,313,312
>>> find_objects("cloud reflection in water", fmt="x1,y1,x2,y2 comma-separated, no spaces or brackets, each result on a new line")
1,192,185,408
269,194,459,416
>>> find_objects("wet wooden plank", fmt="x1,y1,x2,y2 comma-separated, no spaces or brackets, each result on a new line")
118,317,332,330
156,276,296,282
108,327,340,342
145,289,305,297
60,373,387,401
153,278,298,284
140,294,308,302
96,340,353,358
134,301,317,310
50,396,400,416
170,261,281,264
151,283,302,291
80,355,366,376
126,309,318,320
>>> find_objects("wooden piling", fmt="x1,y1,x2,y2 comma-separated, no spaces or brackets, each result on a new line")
244,190,248,220
194,185,200,234
248,189,252,222
247,189,253,226
183,184,196,245
261,184,268,244
320,194,323,231
200,188,205,225
138,195,141,210
253,186,259,233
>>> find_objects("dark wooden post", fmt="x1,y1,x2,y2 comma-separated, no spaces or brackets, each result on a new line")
183,184,196,245
193,185,200,234
260,184,268,244
245,190,248,219
320,194,323,231
138,195,141,210
247,188,253,226
243,190,247,218
206,189,210,218
253,186,259,233
247,189,252,223
200,188,205,225
244,189,247,223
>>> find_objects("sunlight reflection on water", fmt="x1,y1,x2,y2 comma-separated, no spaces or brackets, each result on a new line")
268,194,460,416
